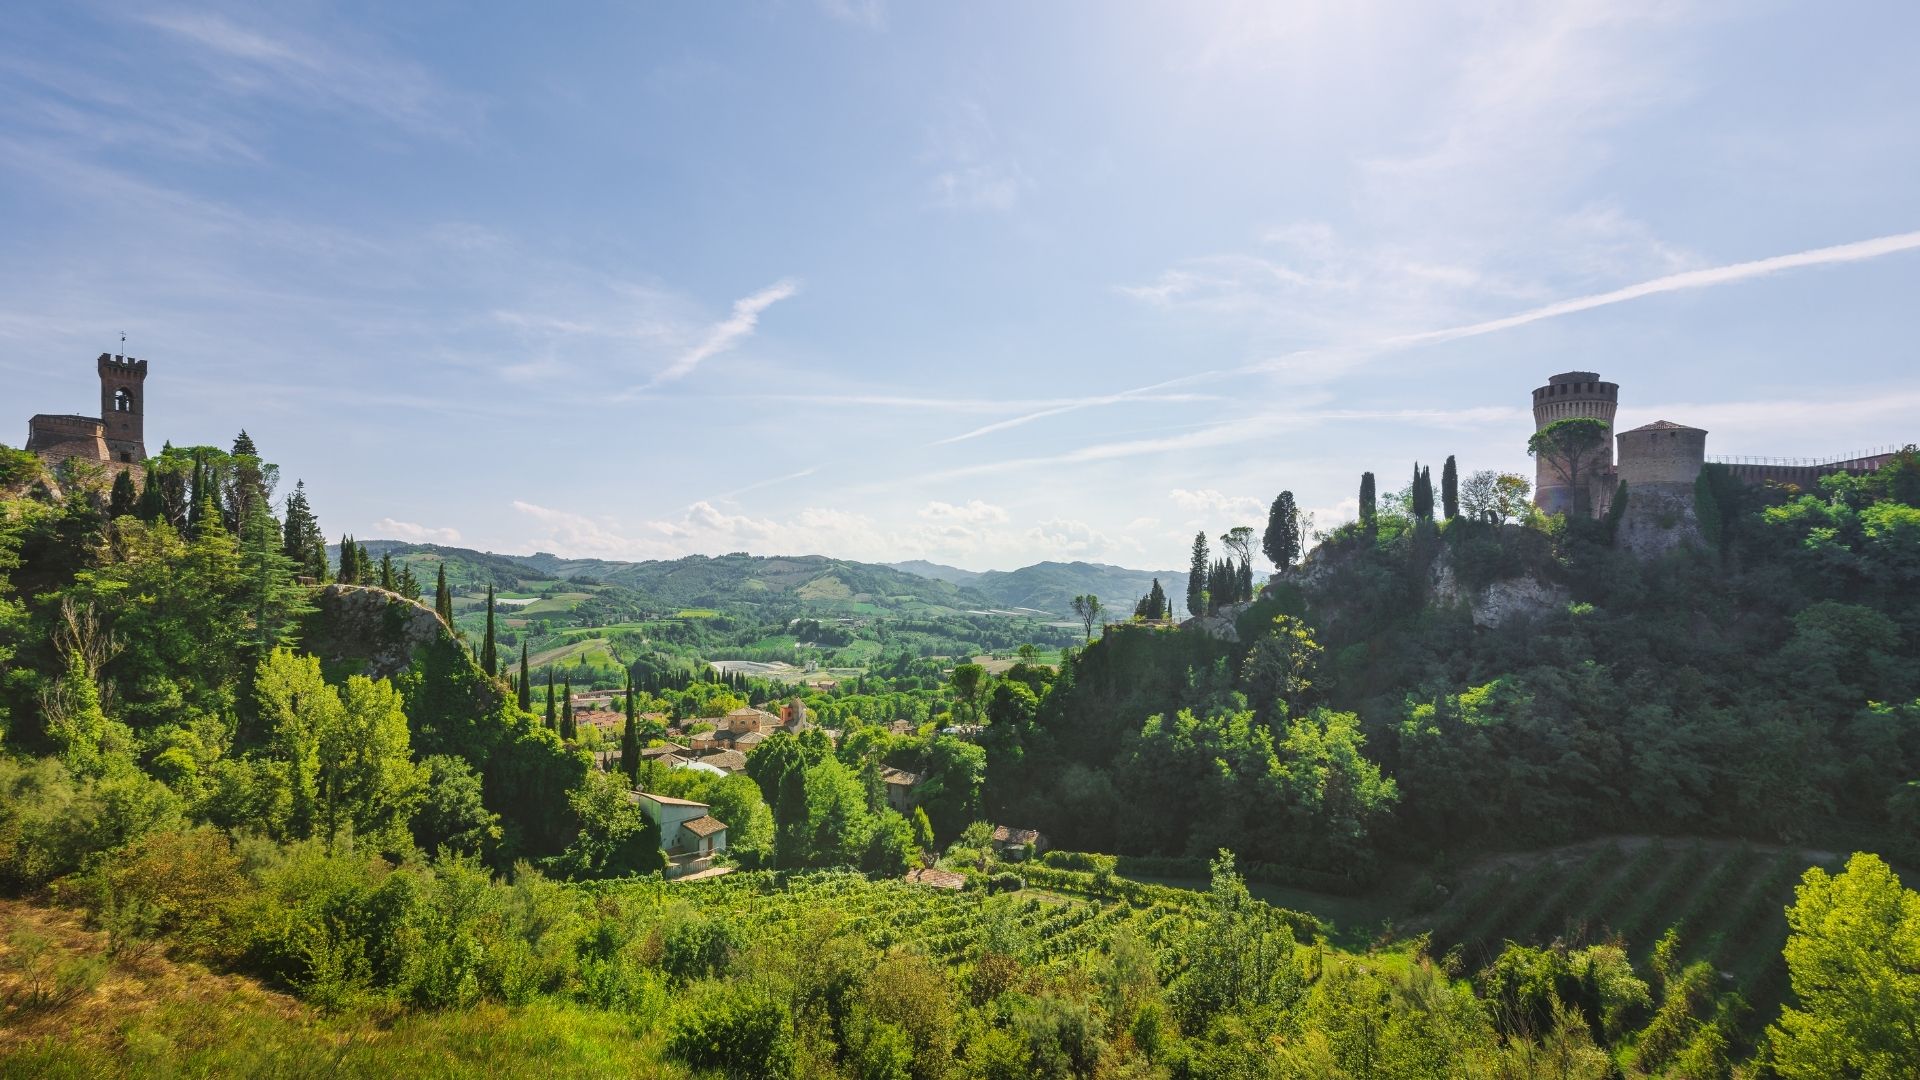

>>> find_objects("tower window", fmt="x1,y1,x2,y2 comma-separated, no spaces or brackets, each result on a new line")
113,388,133,413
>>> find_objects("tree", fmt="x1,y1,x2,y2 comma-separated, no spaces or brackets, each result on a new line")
552,768,665,880
1441,455,1459,521
1071,594,1103,642
433,564,453,626
378,552,396,591
1220,526,1255,567
516,642,531,712
1769,853,1920,1078
412,754,501,857
560,678,575,741
1411,463,1434,521
621,671,640,785
1263,491,1301,571
545,668,557,731
1186,532,1209,618
479,585,498,677
1359,472,1377,528
335,533,356,584
280,481,327,580
108,470,137,518
1527,416,1610,516
950,663,987,723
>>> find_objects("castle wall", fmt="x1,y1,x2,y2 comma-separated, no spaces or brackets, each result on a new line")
25,414,111,465
1531,372,1618,515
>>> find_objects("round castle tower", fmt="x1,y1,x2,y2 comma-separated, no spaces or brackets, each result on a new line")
1615,420,1707,489
1530,371,1618,514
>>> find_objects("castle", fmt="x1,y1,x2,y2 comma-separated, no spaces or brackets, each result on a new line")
1529,370,1897,554
24,352,150,474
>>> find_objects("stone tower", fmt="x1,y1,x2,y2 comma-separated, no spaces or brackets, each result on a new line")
1613,420,1708,557
1530,371,1617,514
97,352,148,463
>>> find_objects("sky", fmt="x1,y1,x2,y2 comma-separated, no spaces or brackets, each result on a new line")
3,1,1917,572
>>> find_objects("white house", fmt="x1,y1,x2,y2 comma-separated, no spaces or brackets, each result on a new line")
632,791,728,878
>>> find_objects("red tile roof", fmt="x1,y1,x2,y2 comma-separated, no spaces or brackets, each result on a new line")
681,815,727,838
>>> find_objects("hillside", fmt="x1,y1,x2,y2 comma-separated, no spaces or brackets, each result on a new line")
970,560,1189,617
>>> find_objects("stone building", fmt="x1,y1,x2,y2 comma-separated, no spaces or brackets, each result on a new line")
24,352,150,472
1529,371,1619,515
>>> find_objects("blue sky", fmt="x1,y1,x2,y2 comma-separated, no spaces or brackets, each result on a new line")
4,1,1917,571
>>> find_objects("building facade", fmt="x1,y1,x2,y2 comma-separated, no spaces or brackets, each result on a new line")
25,352,150,471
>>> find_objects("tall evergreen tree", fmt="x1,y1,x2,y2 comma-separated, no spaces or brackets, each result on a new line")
1147,578,1167,620
336,533,355,584
108,470,137,518
480,584,498,677
1411,463,1434,521
1441,455,1459,521
187,458,208,534
378,552,397,592
1186,531,1209,618
1263,491,1300,571
396,564,419,600
560,679,575,740
280,481,327,580
622,671,640,785
1359,472,1377,528
434,564,453,625
135,469,166,522
1238,558,1254,602
354,541,373,585
545,668,557,731
517,642,532,712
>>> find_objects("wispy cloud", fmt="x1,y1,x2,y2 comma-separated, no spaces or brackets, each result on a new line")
633,279,799,393
931,379,1227,444
373,517,462,543
820,0,886,30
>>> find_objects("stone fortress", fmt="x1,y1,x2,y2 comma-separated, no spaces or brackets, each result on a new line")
23,351,151,476
1529,370,1899,555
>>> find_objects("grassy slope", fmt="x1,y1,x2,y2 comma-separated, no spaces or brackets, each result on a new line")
0,901,672,1079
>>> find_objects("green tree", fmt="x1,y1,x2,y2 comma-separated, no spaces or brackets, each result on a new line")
621,672,639,785
551,768,665,880
479,584,498,677
516,642,531,712
1071,594,1102,642
544,668,557,731
279,480,327,580
411,754,501,857
1442,455,1459,520
1263,491,1301,571
1186,531,1209,618
1769,852,1920,1079
1359,471,1376,528
433,563,452,625
335,533,356,584
107,470,137,518
324,674,426,853
560,678,575,741
1528,417,1610,516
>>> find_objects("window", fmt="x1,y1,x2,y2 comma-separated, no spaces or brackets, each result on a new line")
113,387,133,413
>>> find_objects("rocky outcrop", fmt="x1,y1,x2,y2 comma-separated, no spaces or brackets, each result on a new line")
1613,484,1704,560
306,584,452,679
1429,554,1569,629
1180,600,1254,642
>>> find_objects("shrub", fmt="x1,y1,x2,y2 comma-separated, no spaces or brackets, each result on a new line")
666,981,796,1079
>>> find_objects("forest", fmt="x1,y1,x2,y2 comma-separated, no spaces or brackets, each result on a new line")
1,437,1917,1078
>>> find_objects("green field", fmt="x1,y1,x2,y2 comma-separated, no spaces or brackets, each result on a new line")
529,637,621,669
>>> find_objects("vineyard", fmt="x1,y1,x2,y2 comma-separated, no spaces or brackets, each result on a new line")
1420,837,1840,1021
587,866,1316,976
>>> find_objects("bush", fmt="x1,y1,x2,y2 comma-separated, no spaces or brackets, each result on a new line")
666,981,796,1079
988,872,1024,894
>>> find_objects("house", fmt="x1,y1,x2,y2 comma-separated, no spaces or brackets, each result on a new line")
990,826,1048,859
688,729,722,751
888,720,915,736
779,699,809,730
879,766,921,814
639,743,692,761
904,867,967,891
697,749,749,775
725,707,780,734
632,791,728,878
732,730,767,750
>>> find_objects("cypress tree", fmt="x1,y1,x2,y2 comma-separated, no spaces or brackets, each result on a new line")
1360,472,1377,528
336,533,354,584
518,642,532,712
1186,531,1209,618
379,552,397,591
560,679,575,740
434,564,453,625
1441,455,1459,521
1263,491,1300,571
1239,559,1254,602
545,668,557,731
136,470,166,522
187,459,207,534
355,542,373,585
622,671,640,785
480,584,498,676
108,469,137,518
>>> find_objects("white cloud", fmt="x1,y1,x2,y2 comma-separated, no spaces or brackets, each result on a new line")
373,518,462,544
1168,488,1264,518
918,500,1010,525
637,279,799,391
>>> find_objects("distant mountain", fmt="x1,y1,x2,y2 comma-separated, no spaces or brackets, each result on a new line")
969,560,1190,618
354,541,1185,619
884,559,982,586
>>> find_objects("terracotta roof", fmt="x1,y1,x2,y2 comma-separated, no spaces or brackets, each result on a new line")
733,731,767,746
904,867,967,890
699,750,748,773
640,744,690,758
992,826,1042,846
881,767,920,787
681,815,727,838
633,791,709,809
